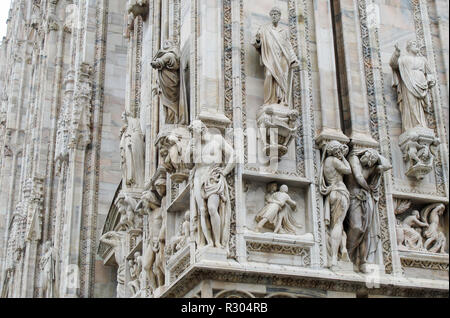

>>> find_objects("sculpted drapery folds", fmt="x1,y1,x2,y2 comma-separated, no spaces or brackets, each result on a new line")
390,40,435,133
319,141,352,268
253,7,299,107
151,40,188,125
344,148,392,273
185,120,235,250
120,111,145,190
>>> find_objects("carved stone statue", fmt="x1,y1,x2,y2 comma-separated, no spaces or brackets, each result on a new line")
253,7,300,163
390,40,439,180
64,4,78,33
120,111,145,190
116,192,141,231
156,127,190,183
390,40,435,133
39,241,56,298
136,170,167,294
344,148,392,273
185,120,235,250
319,141,352,267
253,7,299,106
99,231,127,297
151,40,188,125
255,184,300,234
128,252,142,297
421,203,447,254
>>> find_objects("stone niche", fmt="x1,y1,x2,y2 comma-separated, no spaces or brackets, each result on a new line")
243,0,303,177
394,198,449,279
243,179,313,267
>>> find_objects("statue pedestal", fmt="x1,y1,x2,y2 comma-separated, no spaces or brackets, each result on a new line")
399,127,438,180
257,104,298,162
195,246,228,263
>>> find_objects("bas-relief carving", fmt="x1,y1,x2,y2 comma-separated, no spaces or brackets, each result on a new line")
395,199,448,274
390,40,440,180
185,120,235,251
253,7,299,163
120,111,145,190
319,141,351,268
151,40,188,125
344,148,392,273
254,184,301,235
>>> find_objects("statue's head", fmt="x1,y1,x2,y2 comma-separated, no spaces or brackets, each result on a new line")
267,182,278,194
360,149,379,167
270,7,282,24
326,140,345,158
412,210,420,217
122,111,131,123
280,184,289,193
184,210,190,221
154,176,167,197
406,40,420,55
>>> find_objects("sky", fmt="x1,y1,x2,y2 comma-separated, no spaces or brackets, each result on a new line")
0,1,11,39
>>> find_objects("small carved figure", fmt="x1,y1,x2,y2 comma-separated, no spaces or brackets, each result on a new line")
421,203,447,254
128,252,142,297
390,40,435,133
319,140,352,267
120,111,145,190
185,120,235,250
344,148,392,273
39,241,56,298
255,184,299,234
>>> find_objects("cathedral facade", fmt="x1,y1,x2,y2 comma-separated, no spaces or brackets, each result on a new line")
0,0,448,298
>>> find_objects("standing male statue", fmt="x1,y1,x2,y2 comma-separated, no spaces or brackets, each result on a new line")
345,148,391,273
319,141,352,268
253,7,299,106
120,111,145,189
390,40,435,132
185,120,235,250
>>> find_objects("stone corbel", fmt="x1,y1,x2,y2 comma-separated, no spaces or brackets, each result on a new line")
399,127,440,181
125,0,149,36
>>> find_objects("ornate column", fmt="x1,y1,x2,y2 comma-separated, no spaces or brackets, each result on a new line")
331,0,378,148
314,0,349,146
